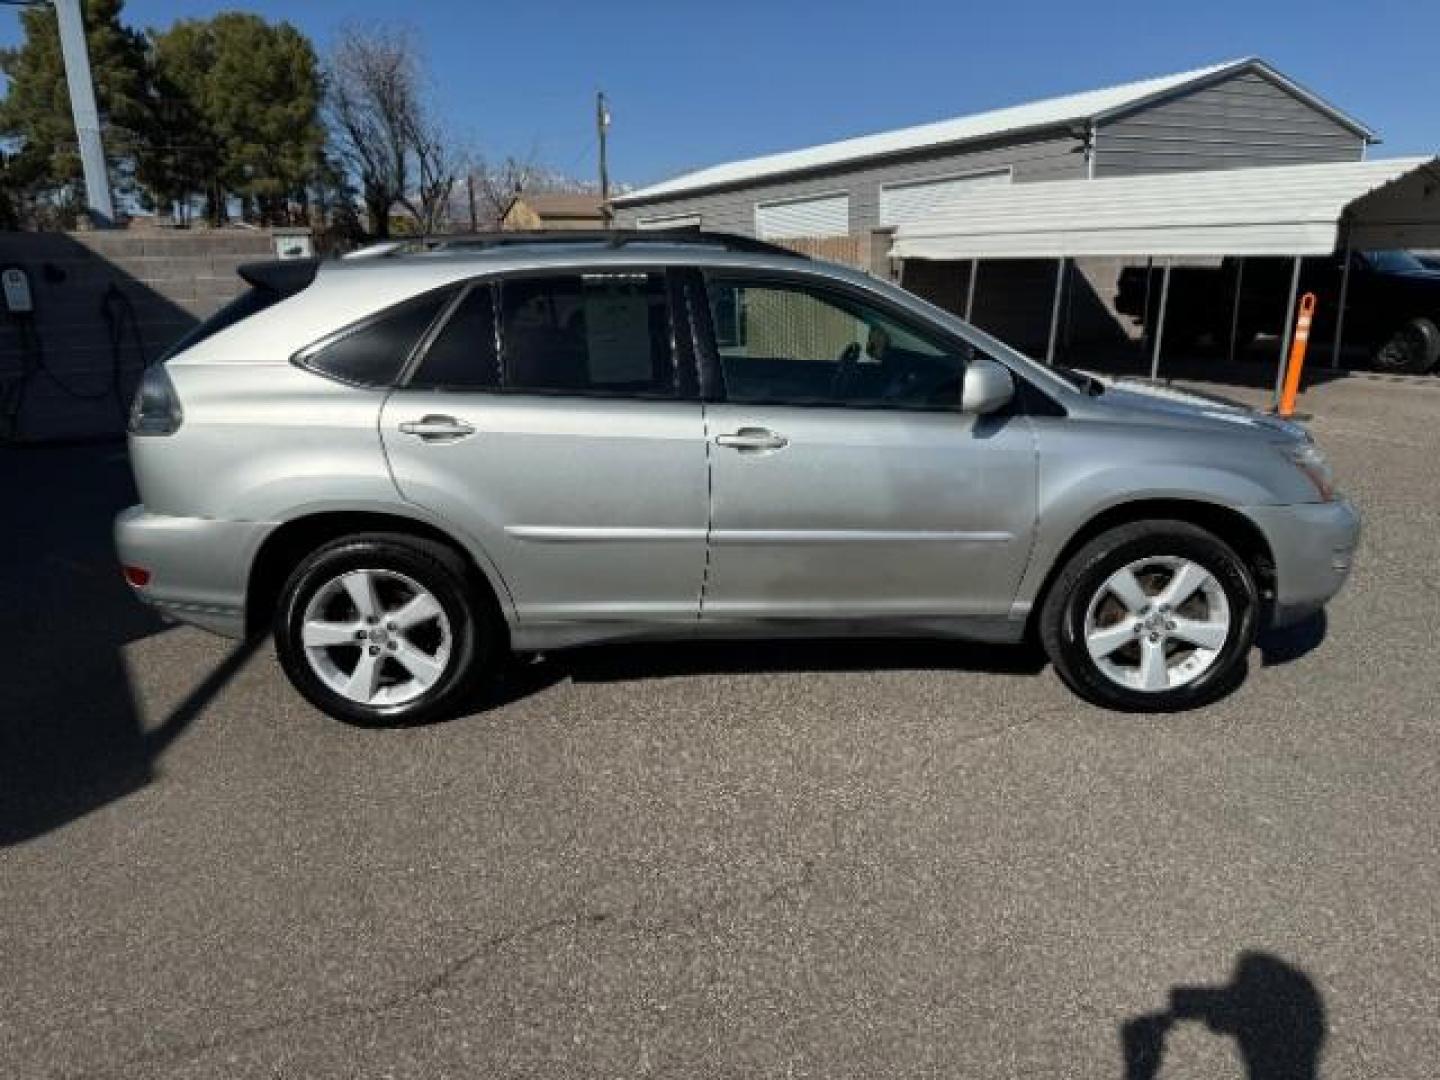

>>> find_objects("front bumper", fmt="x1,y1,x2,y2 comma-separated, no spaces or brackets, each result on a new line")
1243,498,1361,628
114,506,276,638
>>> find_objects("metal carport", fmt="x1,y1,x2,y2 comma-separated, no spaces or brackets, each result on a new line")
891,156,1440,391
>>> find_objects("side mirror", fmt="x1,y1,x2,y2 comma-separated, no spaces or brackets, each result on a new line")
961,355,1015,415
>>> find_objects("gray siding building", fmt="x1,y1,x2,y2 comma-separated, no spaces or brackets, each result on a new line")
614,130,1083,237
612,59,1374,353
613,58,1372,239
1095,68,1366,174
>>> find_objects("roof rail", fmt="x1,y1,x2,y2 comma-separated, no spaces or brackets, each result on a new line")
342,240,409,260
378,228,810,261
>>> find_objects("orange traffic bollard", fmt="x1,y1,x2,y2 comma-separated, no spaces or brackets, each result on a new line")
1276,292,1317,418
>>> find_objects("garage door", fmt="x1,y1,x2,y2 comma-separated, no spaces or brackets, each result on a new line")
879,170,1011,229
755,193,850,239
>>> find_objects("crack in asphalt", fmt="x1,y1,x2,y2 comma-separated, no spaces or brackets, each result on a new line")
73,857,819,1079
58,710,1048,1080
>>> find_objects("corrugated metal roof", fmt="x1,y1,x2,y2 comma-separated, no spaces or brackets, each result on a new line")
615,58,1373,205
890,157,1440,259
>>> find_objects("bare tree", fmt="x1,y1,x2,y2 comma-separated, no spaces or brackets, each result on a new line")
397,108,455,235
461,153,599,229
326,25,456,238
467,154,542,228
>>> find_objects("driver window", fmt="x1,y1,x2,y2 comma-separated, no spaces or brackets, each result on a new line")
707,277,970,409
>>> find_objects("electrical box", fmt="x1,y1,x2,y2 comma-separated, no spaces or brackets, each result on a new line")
2,266,33,314
272,233,314,261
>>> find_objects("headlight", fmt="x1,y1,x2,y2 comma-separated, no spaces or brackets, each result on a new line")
128,365,184,436
1280,440,1336,502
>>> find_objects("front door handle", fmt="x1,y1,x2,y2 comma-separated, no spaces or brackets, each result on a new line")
715,427,788,452
398,415,476,441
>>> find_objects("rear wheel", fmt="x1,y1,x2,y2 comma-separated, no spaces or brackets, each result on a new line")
1372,317,1440,374
274,533,497,725
1039,521,1258,711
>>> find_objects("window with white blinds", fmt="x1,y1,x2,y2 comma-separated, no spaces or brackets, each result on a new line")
878,170,1012,228
754,192,850,239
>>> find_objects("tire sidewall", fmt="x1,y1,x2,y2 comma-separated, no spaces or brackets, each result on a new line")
275,538,481,726
1374,318,1440,374
1052,527,1258,712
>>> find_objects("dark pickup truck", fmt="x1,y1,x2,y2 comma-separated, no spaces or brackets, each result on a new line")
1116,250,1440,373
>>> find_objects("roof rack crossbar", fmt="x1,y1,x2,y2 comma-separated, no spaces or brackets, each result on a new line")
405,228,809,260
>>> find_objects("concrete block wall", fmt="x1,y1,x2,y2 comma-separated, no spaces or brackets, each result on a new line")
0,230,283,443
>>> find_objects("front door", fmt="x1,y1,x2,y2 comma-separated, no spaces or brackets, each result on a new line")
381,270,708,635
696,272,1037,625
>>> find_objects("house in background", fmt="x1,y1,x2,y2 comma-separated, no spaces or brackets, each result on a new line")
501,192,607,231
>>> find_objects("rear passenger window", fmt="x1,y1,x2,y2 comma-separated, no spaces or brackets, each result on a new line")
300,288,455,387
409,285,498,389
499,273,675,396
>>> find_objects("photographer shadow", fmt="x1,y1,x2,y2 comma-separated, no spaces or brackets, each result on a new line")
1122,952,1325,1080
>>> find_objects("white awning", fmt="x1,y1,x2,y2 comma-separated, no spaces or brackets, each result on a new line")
891,157,1440,261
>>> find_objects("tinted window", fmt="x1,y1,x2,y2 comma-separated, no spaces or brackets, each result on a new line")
303,289,455,387
707,277,970,409
409,285,498,389
1364,250,1428,274
500,273,674,396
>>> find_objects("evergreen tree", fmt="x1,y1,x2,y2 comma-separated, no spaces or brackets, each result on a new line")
0,0,150,226
147,14,324,225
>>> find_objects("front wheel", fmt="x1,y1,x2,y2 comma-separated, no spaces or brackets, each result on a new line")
1039,521,1258,712
274,533,496,726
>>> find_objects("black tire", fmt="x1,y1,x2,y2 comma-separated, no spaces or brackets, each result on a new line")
1039,521,1258,712
1372,317,1440,374
274,532,499,726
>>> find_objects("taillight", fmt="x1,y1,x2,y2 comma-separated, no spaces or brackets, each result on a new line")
122,565,151,587
128,365,184,436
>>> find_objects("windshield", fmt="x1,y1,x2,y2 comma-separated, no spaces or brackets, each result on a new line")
1363,250,1430,274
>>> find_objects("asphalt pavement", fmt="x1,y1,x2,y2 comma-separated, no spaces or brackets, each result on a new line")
2,373,1437,1078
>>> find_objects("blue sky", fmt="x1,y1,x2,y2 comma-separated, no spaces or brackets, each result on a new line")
4,0,1437,187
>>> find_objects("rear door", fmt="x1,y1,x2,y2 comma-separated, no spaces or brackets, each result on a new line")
380,269,708,635
695,270,1038,624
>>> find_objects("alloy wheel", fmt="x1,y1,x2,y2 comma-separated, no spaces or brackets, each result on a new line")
1082,556,1231,693
299,568,453,707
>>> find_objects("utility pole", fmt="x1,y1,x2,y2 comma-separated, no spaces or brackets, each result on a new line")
53,0,115,225
466,172,478,232
596,91,611,227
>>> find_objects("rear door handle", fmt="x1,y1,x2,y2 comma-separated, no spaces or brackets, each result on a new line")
398,415,475,441
715,427,788,452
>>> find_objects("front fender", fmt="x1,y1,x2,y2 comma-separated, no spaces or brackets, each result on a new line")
1011,419,1311,615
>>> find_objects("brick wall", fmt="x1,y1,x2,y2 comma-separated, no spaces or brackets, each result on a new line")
0,229,285,443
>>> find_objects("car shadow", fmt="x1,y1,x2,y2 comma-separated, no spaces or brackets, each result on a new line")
1257,611,1328,667
476,635,1048,711
0,443,258,847
1121,951,1325,1079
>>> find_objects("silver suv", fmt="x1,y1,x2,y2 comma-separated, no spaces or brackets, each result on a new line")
116,231,1359,723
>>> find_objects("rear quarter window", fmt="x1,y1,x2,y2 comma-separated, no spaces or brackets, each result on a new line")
296,287,457,388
